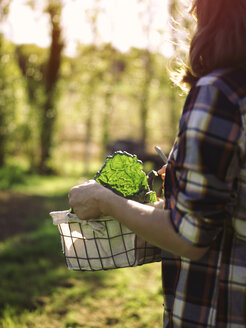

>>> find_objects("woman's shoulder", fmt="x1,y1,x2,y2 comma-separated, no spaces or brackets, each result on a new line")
195,68,246,103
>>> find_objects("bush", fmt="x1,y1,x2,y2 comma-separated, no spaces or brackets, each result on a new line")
0,165,26,189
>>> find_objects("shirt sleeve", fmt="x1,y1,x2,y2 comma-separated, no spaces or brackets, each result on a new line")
165,83,242,247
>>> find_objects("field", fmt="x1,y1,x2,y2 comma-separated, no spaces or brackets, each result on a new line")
0,174,163,328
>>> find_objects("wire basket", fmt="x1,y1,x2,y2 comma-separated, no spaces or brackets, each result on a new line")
50,210,162,271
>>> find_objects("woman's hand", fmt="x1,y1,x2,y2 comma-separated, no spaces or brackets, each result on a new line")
156,164,167,199
158,164,167,181
68,179,208,261
68,180,111,220
148,199,165,209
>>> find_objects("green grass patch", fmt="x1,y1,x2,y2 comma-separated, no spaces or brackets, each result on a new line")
11,174,83,197
0,173,163,328
0,165,26,189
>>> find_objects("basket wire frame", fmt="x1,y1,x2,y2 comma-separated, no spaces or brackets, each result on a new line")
56,216,162,271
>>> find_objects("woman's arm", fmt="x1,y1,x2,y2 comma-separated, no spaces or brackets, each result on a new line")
68,180,208,261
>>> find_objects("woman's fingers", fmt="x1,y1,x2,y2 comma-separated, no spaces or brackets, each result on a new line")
68,180,103,220
158,164,167,180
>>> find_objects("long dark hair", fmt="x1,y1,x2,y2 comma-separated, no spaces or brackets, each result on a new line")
182,0,246,87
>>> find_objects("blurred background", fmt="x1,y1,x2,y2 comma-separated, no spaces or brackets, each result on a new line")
0,0,194,327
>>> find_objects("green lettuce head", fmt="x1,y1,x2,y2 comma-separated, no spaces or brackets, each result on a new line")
94,151,157,203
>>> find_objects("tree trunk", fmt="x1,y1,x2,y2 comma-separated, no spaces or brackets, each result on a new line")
102,89,111,158
0,106,5,167
139,50,152,151
38,2,63,174
83,95,94,177
0,33,7,168
39,95,56,173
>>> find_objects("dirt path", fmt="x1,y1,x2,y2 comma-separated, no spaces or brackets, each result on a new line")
0,191,65,241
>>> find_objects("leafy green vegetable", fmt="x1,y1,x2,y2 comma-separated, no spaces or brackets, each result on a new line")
94,151,157,203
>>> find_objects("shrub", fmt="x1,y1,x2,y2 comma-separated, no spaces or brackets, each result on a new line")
0,165,26,189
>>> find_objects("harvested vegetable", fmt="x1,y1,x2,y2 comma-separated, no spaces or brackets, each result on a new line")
94,151,157,203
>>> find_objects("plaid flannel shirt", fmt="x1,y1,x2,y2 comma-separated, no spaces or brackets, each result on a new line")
163,68,246,328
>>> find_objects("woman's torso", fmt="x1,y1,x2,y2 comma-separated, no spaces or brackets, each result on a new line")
162,68,246,328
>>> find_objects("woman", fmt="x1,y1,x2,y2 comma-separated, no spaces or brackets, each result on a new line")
69,0,246,327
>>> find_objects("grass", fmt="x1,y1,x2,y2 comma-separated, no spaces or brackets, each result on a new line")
0,172,163,328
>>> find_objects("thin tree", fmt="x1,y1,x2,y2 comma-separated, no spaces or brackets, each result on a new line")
101,45,126,159
39,0,64,173
137,0,156,152
0,0,11,167
17,0,64,173
83,0,104,175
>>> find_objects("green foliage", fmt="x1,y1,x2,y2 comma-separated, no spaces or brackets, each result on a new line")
0,35,28,166
95,151,157,203
15,0,64,174
56,43,181,171
15,44,47,106
2,37,184,174
15,44,53,170
0,165,26,189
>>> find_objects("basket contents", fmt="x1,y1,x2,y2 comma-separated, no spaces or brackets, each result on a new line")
50,151,162,271
94,151,157,203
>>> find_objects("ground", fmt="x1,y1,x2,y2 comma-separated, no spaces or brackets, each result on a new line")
0,189,163,328
0,191,48,240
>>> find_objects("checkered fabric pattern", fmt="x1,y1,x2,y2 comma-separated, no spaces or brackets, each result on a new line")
163,68,246,327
